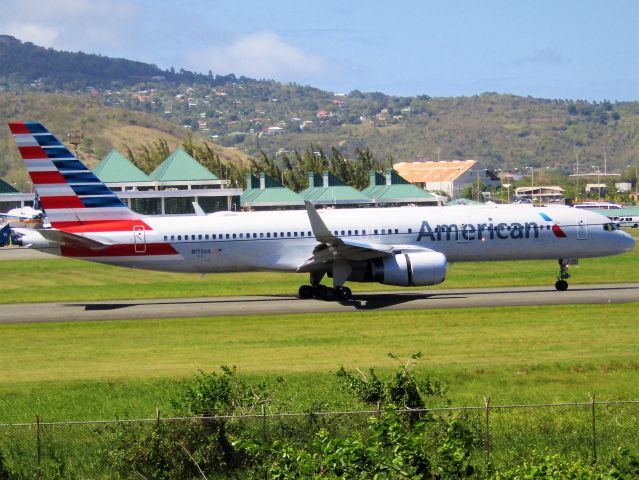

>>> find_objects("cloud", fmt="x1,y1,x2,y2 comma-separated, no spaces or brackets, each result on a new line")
0,0,139,50
507,48,570,68
4,23,61,48
187,31,326,81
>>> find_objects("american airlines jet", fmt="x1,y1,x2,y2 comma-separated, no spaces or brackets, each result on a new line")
8,122,635,300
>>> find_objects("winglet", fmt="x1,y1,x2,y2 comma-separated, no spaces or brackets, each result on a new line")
304,201,341,244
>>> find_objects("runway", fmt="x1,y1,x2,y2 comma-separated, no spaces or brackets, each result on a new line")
1,283,637,324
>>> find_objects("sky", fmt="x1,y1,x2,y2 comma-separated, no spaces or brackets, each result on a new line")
1,0,637,101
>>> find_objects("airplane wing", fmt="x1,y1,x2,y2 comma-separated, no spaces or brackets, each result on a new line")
297,201,398,272
37,229,110,249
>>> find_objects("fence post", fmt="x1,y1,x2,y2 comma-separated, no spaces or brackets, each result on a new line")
261,404,267,442
590,394,597,465
35,413,42,476
484,397,491,471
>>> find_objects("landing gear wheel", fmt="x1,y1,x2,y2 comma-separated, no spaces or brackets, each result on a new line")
316,285,335,300
555,280,568,291
298,285,314,299
336,286,352,301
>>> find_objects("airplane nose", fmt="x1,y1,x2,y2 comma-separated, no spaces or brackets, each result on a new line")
619,231,636,252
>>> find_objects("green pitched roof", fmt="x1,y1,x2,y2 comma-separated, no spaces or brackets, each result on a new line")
301,171,372,204
361,169,437,203
241,173,304,206
150,148,219,181
93,149,150,183
0,179,20,194
362,184,437,203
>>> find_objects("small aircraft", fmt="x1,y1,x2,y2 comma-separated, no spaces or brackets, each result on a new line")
7,122,635,299
0,206,44,227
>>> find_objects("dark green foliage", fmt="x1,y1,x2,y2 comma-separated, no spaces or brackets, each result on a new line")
251,146,384,190
239,408,477,479
0,450,11,480
0,35,237,90
492,448,639,479
335,353,448,411
104,366,284,478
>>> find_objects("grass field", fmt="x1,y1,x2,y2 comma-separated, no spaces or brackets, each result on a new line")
0,230,637,303
1,303,638,423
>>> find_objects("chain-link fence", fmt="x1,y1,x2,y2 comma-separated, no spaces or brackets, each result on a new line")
1,400,637,478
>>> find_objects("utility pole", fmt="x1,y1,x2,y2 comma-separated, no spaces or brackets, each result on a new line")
575,149,580,202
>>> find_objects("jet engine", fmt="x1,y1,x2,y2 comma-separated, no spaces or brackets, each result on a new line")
347,251,447,287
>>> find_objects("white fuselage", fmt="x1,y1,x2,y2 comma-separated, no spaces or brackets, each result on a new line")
22,204,635,275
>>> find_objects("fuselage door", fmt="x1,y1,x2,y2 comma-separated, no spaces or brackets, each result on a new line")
577,216,588,240
133,225,147,253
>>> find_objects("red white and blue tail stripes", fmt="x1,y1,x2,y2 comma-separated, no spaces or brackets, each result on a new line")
9,121,143,231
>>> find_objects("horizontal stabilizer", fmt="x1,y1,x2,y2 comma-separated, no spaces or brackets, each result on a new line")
37,229,110,249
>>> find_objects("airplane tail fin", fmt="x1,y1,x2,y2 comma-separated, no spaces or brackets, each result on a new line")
8,122,142,232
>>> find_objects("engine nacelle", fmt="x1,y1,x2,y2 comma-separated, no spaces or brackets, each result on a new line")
347,251,447,287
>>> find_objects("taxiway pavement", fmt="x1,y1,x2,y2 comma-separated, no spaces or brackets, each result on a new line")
0,283,637,324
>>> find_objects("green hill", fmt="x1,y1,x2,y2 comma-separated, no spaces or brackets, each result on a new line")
1,35,638,188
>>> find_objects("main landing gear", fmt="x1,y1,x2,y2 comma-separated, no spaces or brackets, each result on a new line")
298,272,352,301
555,259,571,291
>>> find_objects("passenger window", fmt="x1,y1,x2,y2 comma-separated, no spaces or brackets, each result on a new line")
205,234,209,240
308,231,312,236
274,232,278,238
171,235,175,241
408,228,412,234
294,232,298,237
348,230,352,235
192,235,196,240
341,230,345,235
267,233,271,238
260,233,264,238
363,230,366,235
374,229,378,235
177,235,182,240
300,232,304,237
287,232,291,237
226,234,230,239
163,235,168,241
395,229,399,234
253,233,257,238
354,230,358,235
232,234,237,239
198,234,202,240
281,232,284,237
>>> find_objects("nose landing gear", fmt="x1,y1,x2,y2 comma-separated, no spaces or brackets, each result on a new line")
555,259,571,291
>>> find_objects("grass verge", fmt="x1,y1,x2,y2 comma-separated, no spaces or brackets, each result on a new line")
1,302,638,422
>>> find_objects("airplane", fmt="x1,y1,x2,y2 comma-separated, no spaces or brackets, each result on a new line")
0,205,44,228
7,121,636,300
